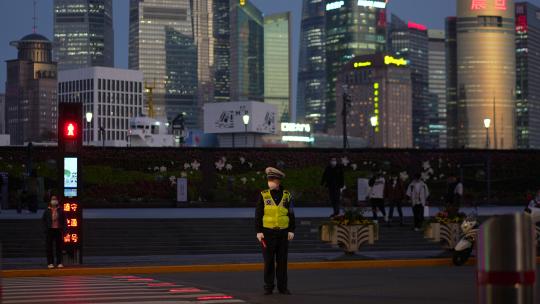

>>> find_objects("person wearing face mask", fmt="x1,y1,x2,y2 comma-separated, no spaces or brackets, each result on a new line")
255,167,295,296
321,157,345,218
42,195,66,269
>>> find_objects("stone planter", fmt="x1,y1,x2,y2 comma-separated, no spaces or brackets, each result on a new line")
320,223,378,254
424,222,461,250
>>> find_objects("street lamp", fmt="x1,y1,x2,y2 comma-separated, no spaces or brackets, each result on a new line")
85,112,93,146
370,116,378,148
484,118,491,149
243,113,250,147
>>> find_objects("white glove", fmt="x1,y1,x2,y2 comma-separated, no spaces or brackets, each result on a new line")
288,232,294,241
257,233,264,242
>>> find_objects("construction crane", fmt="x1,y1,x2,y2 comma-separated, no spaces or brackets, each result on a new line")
144,80,156,118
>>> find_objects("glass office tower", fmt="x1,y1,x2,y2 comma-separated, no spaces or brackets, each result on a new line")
54,0,114,70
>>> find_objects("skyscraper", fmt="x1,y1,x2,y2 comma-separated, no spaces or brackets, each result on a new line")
230,0,264,102
297,0,326,130
324,0,386,129
516,2,540,149
428,29,448,148
53,0,114,71
5,34,58,145
445,17,458,148
264,12,292,122
192,0,215,114
389,15,433,148
129,0,197,126
336,54,413,148
213,0,231,102
325,0,387,131
456,0,516,149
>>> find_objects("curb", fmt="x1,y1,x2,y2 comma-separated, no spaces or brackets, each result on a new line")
3,257,540,278
2,258,473,278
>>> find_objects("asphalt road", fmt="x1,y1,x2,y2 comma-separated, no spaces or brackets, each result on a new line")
152,266,540,304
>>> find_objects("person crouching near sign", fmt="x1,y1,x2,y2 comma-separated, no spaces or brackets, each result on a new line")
255,167,295,295
42,196,66,269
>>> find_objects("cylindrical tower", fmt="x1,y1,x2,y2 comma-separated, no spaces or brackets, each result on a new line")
457,0,516,149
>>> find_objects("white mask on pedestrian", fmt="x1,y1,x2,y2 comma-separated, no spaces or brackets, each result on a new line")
268,181,279,190
330,161,337,167
51,200,59,207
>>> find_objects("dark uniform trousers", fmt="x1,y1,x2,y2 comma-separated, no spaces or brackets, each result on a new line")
262,228,289,292
46,228,63,265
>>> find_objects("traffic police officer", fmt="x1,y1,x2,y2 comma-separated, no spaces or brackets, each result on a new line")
255,167,295,295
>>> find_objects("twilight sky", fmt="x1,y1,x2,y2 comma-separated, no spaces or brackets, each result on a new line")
0,0,482,109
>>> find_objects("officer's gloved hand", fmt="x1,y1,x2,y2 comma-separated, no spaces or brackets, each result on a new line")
257,233,264,242
288,232,294,241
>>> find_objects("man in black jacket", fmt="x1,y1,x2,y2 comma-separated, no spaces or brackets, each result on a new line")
42,196,66,268
321,157,344,218
255,167,295,295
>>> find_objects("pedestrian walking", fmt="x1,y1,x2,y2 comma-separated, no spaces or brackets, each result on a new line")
406,173,429,231
321,157,345,218
385,174,405,226
42,196,66,269
255,167,295,295
369,172,387,222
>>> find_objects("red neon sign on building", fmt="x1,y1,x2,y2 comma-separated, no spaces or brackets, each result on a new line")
494,0,507,10
471,0,507,11
408,21,427,31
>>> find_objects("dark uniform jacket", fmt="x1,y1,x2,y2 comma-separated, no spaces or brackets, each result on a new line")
42,207,67,232
321,165,344,190
255,187,296,233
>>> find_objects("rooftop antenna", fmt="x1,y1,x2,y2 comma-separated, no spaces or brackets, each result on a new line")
32,0,37,33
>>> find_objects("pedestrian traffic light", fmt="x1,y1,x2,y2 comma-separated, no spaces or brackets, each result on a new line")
58,103,82,153
57,102,83,264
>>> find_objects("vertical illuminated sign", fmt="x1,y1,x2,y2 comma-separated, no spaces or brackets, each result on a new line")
373,83,380,133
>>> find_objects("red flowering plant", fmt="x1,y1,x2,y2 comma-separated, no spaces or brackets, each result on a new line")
431,206,467,224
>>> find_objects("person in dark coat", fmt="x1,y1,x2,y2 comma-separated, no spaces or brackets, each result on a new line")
385,174,406,226
255,167,295,295
42,196,66,268
321,157,344,218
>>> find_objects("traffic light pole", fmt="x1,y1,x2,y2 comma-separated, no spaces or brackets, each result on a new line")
58,102,83,265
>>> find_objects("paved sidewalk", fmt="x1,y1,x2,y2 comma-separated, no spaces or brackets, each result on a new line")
0,206,526,220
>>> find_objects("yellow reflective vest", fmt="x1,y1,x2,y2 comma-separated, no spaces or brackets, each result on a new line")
262,189,291,229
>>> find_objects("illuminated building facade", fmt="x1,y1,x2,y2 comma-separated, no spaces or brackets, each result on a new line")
445,17,459,148
129,0,196,125
230,0,264,102
5,34,58,145
389,14,433,148
324,0,387,131
297,0,326,130
428,29,448,148
54,0,114,71
264,12,292,122
456,0,516,149
515,1,540,149
336,54,413,148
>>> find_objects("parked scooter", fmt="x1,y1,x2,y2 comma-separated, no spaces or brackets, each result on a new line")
452,216,479,266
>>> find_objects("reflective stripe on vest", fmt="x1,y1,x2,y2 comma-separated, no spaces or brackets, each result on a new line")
262,189,290,229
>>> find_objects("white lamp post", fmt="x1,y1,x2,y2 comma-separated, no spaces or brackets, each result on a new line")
243,113,250,147
85,112,93,145
484,118,491,149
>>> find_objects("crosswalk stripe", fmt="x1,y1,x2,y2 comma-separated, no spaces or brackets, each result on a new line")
2,275,245,304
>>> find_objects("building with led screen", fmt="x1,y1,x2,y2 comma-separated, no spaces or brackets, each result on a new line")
456,0,516,149
335,54,412,148
324,0,387,131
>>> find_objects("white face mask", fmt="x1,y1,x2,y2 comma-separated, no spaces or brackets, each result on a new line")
51,200,59,207
330,161,337,167
268,181,279,190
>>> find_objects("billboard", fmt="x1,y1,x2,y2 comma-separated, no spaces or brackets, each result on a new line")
203,101,277,134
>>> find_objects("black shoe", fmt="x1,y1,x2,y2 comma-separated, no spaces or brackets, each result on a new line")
279,289,292,295
264,290,273,295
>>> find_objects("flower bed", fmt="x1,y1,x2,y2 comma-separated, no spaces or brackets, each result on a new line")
320,209,378,254
424,207,466,249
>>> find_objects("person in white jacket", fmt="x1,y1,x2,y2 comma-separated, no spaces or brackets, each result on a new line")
406,173,429,231
369,173,387,222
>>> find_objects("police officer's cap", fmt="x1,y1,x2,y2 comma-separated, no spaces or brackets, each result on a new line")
265,167,285,180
